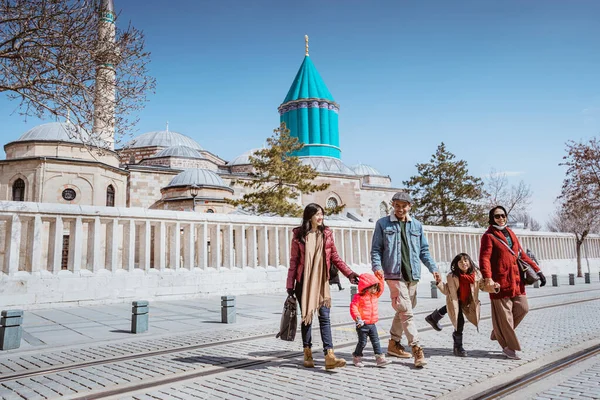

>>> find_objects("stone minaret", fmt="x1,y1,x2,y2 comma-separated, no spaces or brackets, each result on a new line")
93,0,117,150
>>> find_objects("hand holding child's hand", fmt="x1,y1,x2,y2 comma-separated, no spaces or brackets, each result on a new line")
374,270,384,279
434,273,442,284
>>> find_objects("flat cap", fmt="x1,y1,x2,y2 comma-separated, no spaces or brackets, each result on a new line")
392,191,413,203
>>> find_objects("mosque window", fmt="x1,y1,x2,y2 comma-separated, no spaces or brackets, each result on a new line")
62,188,76,201
379,201,388,217
327,197,338,209
106,185,115,207
12,178,25,201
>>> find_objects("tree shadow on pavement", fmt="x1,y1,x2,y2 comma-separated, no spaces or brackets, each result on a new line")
425,347,506,359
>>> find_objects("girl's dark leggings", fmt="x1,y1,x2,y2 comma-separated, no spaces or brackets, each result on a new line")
438,305,465,334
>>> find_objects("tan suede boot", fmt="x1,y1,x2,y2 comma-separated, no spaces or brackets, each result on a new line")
387,339,412,358
303,347,315,368
412,345,427,368
325,349,346,370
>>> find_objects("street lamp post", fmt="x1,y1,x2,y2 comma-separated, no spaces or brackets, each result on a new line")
190,184,199,212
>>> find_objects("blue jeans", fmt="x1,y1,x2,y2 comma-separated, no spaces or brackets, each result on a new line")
353,324,382,357
295,283,333,354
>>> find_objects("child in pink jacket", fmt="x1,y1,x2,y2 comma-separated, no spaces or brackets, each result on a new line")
350,272,391,367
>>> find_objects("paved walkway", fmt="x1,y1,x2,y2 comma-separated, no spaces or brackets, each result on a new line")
0,275,598,400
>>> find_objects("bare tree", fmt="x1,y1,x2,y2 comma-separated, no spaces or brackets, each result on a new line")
0,0,155,149
483,168,533,219
512,211,542,231
547,201,600,277
560,138,600,210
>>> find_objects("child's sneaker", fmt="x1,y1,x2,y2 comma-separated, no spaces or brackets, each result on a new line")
375,354,391,367
352,355,364,367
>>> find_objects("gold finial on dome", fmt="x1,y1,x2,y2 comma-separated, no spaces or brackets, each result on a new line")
305,35,309,56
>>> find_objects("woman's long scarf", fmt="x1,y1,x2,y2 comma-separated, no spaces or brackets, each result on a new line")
301,231,331,325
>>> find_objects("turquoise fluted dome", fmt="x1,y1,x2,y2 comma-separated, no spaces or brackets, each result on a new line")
278,53,341,159
282,56,334,103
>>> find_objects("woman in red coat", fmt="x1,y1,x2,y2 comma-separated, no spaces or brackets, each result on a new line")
479,206,546,360
286,203,359,370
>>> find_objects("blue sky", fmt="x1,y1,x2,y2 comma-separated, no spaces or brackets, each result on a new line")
2,0,599,225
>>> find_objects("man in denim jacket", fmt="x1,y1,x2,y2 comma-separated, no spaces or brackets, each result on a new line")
371,192,439,367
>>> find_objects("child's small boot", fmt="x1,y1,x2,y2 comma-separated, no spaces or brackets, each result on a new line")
375,354,392,367
352,355,364,367
452,332,467,357
325,349,347,370
303,347,315,367
425,309,444,331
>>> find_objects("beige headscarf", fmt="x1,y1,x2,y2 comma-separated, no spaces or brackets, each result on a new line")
301,231,331,325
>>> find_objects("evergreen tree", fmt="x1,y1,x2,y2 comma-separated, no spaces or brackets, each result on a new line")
227,123,344,217
403,142,484,226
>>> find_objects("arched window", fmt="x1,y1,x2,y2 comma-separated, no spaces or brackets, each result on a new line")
326,197,338,209
379,201,388,217
12,178,25,201
106,185,115,207
206,209,215,213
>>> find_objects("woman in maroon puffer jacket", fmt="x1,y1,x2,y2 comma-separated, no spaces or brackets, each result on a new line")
286,203,359,370
479,205,546,360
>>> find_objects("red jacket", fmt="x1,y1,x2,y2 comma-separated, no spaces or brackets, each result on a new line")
479,227,540,300
350,273,385,324
286,227,354,290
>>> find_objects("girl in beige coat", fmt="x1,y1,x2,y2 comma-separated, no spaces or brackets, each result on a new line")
425,253,498,357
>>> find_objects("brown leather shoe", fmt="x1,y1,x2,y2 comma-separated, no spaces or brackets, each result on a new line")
412,345,427,367
325,349,346,370
387,339,412,358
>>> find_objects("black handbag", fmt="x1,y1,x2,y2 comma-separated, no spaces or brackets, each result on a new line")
275,295,298,341
488,234,540,286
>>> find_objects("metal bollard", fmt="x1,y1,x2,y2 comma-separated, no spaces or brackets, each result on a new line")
131,301,149,334
551,274,558,287
430,281,438,299
1,310,24,350
569,273,575,286
221,295,236,324
350,285,358,301
533,280,540,288
585,273,590,284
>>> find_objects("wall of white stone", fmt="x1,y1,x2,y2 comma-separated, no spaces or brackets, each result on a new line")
0,201,598,310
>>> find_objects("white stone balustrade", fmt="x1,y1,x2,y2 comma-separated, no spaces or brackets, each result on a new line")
0,201,599,309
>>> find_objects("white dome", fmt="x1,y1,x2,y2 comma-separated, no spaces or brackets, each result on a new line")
152,146,204,159
227,148,261,166
300,157,355,176
166,168,227,188
122,130,202,150
351,163,383,176
14,122,90,144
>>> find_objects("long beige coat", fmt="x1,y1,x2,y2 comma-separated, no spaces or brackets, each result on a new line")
436,270,494,331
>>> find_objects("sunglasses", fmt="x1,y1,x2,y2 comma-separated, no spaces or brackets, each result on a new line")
494,214,506,219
